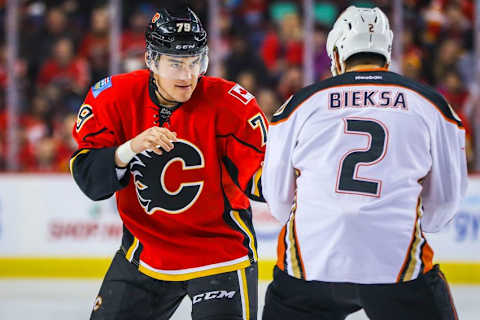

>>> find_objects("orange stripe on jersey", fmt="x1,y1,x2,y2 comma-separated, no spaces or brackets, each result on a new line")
347,67,389,72
276,225,287,271
271,83,464,129
421,241,434,274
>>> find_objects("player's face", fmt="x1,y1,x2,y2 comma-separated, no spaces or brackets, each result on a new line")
153,55,201,104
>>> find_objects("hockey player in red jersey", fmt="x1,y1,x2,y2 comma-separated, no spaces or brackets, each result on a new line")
70,4,267,319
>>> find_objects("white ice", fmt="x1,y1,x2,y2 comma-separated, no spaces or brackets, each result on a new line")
0,279,478,319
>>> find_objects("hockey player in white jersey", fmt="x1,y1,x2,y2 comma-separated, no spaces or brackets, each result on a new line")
262,6,467,320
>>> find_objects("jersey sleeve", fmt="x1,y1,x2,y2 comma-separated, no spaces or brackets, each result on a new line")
420,106,468,233
217,89,268,202
70,82,129,201
261,98,298,224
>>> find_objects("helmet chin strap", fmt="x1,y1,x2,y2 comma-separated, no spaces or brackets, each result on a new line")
152,77,181,106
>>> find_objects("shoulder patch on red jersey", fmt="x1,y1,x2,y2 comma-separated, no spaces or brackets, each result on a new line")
228,84,254,105
92,77,112,98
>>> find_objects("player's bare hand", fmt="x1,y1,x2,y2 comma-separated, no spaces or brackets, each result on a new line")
130,127,177,155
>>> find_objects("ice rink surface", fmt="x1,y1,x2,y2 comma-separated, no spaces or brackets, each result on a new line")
0,279,478,319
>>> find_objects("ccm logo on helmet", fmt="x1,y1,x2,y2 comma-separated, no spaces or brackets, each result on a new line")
192,290,236,304
176,44,196,50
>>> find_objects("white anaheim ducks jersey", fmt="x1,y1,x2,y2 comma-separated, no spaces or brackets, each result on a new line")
262,69,468,284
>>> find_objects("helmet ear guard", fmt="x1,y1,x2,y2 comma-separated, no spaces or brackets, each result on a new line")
201,51,209,75
326,6,393,75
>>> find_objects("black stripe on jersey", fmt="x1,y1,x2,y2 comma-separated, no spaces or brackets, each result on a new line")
133,242,144,266
247,171,264,202
221,201,257,264
237,208,258,260
120,225,144,267
121,224,135,254
271,70,463,127
216,134,263,154
223,156,240,187
219,161,257,263
82,127,108,143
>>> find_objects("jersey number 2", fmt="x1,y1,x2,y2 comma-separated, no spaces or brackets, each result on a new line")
336,118,388,197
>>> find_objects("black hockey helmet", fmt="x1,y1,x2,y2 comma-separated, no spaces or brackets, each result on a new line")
145,5,207,57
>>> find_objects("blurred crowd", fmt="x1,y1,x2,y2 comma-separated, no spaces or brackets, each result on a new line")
0,0,477,172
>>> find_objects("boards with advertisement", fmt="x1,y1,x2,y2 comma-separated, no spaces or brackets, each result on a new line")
0,175,478,282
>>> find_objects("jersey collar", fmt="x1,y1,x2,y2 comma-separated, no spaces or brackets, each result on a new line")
346,66,389,73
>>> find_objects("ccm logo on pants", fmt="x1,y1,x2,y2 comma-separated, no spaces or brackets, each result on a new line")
192,290,236,304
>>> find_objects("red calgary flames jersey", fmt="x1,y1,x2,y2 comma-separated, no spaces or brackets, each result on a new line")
71,70,267,280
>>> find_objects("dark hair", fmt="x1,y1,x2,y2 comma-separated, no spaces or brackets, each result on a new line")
345,52,387,68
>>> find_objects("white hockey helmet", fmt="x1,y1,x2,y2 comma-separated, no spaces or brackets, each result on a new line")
326,6,393,75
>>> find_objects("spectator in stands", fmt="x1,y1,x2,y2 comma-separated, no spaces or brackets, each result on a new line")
420,1,446,45
57,113,77,152
224,31,270,87
22,93,52,146
30,135,71,172
261,9,303,76
0,1,477,172
313,25,330,80
121,8,148,72
37,38,90,95
0,40,28,97
443,2,472,49
0,91,5,170
79,6,110,82
402,51,423,83
236,70,258,96
438,69,475,170
234,0,268,49
430,39,462,86
437,69,472,133
256,87,281,121
0,42,7,90
23,6,78,83
276,66,303,100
